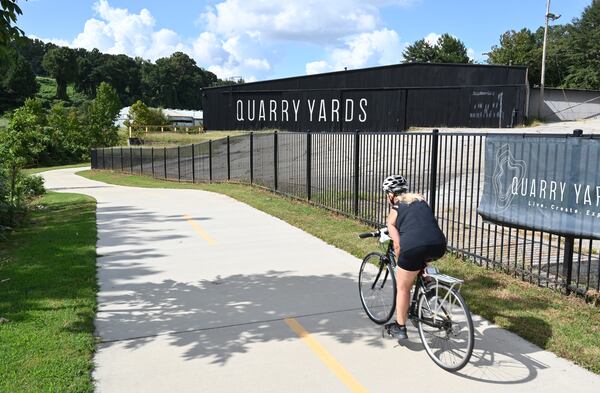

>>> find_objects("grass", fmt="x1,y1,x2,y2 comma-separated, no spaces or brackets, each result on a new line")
78,169,600,375
23,163,90,175
117,129,269,147
36,77,89,107
36,77,56,102
0,192,97,392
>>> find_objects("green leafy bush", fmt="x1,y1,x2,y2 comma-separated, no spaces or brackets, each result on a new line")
16,174,45,198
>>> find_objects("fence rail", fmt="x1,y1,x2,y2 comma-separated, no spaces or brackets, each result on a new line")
127,125,204,134
91,131,600,296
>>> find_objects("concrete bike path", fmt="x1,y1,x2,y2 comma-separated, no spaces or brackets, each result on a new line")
42,168,600,393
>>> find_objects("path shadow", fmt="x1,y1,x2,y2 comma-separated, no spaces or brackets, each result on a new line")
455,317,551,384
96,270,379,365
393,313,552,384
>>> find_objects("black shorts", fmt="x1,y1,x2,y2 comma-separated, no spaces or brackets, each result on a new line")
396,244,447,271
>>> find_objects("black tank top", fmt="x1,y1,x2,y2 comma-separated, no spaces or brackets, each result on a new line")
392,200,446,252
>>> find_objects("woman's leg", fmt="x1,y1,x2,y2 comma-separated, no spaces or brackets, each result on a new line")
396,267,420,325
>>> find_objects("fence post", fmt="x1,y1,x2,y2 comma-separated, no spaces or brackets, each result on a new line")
306,131,312,201
192,144,196,183
353,131,360,216
250,132,254,184
209,140,213,182
177,146,181,182
562,129,583,294
274,131,278,190
120,147,123,171
140,147,143,174
227,136,231,181
163,147,167,179
151,147,155,177
429,129,440,213
563,237,575,295
111,147,114,170
129,147,133,173
102,148,105,168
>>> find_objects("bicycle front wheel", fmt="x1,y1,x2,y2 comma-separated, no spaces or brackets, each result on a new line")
416,283,474,372
358,252,396,324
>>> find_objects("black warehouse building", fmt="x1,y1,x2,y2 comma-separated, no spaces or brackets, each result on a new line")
202,63,529,132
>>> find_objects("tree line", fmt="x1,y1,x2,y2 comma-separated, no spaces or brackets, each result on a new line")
402,2,599,90
1,35,243,111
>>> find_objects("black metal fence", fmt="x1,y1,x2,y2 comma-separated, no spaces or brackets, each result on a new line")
91,131,600,296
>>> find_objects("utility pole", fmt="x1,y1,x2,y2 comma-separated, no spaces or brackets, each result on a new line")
539,0,561,119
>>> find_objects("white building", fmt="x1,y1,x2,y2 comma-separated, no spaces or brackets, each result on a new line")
115,107,204,127
162,108,203,126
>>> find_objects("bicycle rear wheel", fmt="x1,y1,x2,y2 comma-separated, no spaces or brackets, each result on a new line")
416,283,474,372
358,252,396,324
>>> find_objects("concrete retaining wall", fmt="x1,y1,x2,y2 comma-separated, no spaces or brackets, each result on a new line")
529,87,600,121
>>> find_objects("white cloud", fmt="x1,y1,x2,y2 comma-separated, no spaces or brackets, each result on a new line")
467,48,476,61
66,0,188,61
28,34,70,47
192,32,271,81
201,0,387,43
36,0,418,81
305,29,402,74
424,32,441,46
196,0,413,79
306,61,329,75
466,48,486,63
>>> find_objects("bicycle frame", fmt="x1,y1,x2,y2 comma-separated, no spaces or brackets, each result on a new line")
382,241,452,330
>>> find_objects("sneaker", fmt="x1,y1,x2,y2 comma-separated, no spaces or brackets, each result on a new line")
386,322,408,340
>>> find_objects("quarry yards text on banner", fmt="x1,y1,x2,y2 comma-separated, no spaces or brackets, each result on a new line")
477,135,600,239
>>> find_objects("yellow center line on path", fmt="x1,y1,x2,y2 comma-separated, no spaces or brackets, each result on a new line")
284,317,369,393
183,214,216,245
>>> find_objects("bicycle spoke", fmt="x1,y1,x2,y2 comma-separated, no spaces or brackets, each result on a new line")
359,253,395,324
417,283,474,371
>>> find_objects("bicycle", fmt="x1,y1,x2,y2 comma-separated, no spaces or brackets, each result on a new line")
358,228,474,372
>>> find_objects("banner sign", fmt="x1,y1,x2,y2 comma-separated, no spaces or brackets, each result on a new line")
477,135,600,239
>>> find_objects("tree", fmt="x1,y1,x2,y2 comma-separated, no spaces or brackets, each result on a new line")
403,34,471,64
84,82,121,147
152,52,218,109
14,36,56,76
0,0,24,45
125,100,168,133
4,54,38,101
403,39,436,63
46,102,86,164
563,1,600,90
487,28,540,84
95,53,141,105
434,34,470,63
42,47,79,100
139,59,161,106
0,98,46,224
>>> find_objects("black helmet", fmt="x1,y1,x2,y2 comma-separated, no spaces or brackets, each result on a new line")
382,175,408,194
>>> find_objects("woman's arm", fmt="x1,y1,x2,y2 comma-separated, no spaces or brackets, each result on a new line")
386,208,401,257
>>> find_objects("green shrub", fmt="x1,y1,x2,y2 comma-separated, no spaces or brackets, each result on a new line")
16,174,45,198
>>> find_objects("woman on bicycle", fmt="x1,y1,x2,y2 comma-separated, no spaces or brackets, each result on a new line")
382,175,447,339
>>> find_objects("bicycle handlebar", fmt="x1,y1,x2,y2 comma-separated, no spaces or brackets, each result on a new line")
358,230,379,239
358,227,390,239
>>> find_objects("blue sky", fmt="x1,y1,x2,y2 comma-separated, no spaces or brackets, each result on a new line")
18,0,592,81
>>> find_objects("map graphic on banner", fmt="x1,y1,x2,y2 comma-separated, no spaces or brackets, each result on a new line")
477,135,600,239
